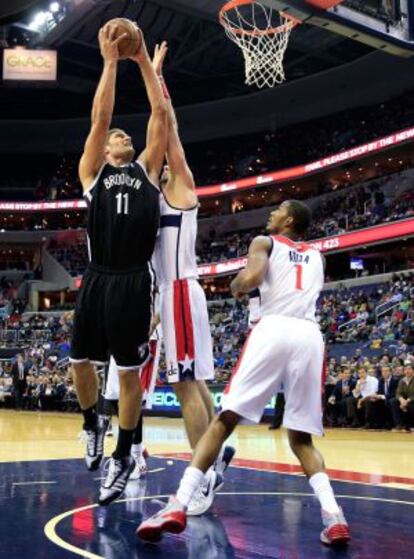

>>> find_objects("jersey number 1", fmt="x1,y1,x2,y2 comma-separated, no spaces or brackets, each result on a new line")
294,264,303,290
116,193,129,215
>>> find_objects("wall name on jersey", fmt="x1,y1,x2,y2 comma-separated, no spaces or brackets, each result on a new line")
103,172,142,191
289,250,310,264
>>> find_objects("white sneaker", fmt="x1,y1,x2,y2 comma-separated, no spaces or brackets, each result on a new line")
99,456,135,506
187,469,222,516
83,427,104,471
129,452,147,481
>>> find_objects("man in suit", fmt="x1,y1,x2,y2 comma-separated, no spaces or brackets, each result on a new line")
390,359,414,431
11,353,29,410
364,366,398,428
326,369,356,426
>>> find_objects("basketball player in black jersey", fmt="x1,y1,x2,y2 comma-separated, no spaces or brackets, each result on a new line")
69,22,167,505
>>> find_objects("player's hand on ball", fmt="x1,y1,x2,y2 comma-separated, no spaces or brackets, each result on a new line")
152,41,168,76
128,27,149,63
99,24,127,62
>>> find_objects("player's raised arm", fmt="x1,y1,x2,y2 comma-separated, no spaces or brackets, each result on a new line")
152,42,194,191
230,236,272,298
130,34,167,185
79,24,126,191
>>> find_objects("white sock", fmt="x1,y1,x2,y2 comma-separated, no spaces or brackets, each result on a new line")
309,472,340,515
176,467,205,508
131,443,142,456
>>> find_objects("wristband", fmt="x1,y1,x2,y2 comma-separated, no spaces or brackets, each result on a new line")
159,76,170,100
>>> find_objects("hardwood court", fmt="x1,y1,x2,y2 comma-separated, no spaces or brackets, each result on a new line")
1,410,413,559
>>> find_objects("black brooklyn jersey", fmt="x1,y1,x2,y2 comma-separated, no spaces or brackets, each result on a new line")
83,160,160,269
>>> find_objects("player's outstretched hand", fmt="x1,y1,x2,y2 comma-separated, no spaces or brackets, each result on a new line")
98,24,127,62
152,41,168,76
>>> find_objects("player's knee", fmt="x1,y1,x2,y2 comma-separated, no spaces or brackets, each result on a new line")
217,411,239,435
288,429,312,451
118,369,140,388
173,381,199,403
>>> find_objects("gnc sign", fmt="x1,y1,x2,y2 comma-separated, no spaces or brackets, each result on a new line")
3,49,57,81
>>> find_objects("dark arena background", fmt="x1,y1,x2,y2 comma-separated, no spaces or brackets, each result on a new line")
0,1,413,558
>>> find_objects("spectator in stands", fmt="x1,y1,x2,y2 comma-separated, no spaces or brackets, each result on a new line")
364,366,398,429
390,359,414,432
11,353,30,410
346,367,379,427
326,368,356,427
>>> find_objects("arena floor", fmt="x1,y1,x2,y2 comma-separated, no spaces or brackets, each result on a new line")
1,410,413,558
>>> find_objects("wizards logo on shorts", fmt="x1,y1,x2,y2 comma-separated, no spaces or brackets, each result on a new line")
178,354,195,381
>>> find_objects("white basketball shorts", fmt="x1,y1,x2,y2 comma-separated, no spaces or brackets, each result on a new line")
104,332,161,410
159,278,214,384
221,314,325,436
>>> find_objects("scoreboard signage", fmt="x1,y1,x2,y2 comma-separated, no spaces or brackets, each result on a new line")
3,49,57,81
151,385,276,416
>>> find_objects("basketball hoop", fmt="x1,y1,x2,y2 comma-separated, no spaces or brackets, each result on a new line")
219,0,300,89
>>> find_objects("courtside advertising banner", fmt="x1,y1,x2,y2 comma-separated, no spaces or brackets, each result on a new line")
3,48,57,81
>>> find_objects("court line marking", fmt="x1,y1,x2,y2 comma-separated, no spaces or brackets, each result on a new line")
44,491,414,559
158,453,414,488
12,481,57,486
44,494,169,559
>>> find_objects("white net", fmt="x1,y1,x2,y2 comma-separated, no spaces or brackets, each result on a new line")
220,1,298,89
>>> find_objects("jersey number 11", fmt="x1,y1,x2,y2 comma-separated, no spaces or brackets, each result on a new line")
116,193,129,215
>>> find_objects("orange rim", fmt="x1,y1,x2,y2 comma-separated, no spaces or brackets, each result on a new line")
219,0,301,37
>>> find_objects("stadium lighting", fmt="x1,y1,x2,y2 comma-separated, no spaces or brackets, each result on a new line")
29,11,50,30
50,2,60,13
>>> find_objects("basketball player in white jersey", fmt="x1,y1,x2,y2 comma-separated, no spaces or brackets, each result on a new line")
137,200,351,547
150,43,234,514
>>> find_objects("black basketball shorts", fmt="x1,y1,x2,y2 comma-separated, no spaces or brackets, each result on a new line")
70,263,153,369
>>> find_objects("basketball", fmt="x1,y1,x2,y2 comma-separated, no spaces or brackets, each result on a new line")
106,18,142,59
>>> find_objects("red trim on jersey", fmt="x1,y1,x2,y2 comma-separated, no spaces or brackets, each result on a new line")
321,347,327,398
140,340,158,392
224,329,254,395
272,235,312,253
182,279,195,359
173,281,186,361
173,279,195,361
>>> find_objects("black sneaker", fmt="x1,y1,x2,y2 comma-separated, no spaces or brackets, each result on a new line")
99,456,135,506
83,426,104,471
214,446,235,478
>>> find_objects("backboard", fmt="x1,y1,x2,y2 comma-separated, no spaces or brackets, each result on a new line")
261,0,414,56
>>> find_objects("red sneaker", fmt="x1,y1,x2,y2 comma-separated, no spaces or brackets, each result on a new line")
136,496,187,543
320,508,350,546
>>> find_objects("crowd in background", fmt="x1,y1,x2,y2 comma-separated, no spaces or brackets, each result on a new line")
0,312,75,410
318,274,414,346
43,177,414,278
324,352,414,431
1,273,413,430
187,91,414,185
197,182,414,264
0,90,413,201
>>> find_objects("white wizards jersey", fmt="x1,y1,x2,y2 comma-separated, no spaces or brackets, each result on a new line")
259,235,324,322
152,194,199,285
